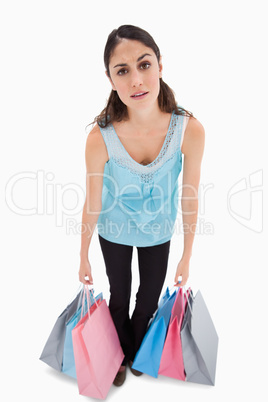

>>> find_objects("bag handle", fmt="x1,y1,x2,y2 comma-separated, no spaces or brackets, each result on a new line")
168,286,192,319
182,286,194,316
81,284,99,319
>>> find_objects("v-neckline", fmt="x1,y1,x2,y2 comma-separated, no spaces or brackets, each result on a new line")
110,111,175,167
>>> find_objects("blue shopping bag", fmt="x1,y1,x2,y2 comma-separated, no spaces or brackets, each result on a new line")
132,288,177,378
62,291,103,378
157,287,171,310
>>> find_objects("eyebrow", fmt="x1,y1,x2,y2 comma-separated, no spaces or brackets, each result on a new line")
113,53,152,68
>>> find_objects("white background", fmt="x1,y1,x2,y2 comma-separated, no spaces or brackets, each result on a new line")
1,1,267,401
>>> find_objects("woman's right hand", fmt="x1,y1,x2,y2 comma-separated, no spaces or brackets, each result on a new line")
79,258,93,285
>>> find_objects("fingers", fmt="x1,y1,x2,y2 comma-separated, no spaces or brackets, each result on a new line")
174,275,188,287
80,278,93,285
178,278,188,287
174,273,182,287
78,272,93,285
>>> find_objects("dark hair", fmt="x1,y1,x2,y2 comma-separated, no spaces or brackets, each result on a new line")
89,25,194,129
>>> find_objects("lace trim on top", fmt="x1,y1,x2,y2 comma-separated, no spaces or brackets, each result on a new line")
100,111,184,183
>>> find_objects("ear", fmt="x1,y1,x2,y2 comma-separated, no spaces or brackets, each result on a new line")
159,56,163,78
105,70,117,91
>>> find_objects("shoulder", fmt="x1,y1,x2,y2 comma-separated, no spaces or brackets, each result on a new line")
85,124,109,171
86,124,109,159
181,116,205,156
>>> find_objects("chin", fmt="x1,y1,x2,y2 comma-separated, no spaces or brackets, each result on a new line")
128,97,160,112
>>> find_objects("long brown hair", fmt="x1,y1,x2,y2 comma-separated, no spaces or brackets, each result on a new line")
89,25,194,129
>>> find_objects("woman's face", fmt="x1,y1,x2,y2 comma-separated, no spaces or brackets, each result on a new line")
107,39,163,112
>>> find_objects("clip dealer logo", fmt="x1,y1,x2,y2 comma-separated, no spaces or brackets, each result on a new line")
5,169,263,235
227,169,263,233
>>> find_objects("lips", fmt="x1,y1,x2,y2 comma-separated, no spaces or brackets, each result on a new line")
130,91,149,98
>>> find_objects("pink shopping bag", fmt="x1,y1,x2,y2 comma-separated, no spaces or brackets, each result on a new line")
158,287,186,380
72,288,124,399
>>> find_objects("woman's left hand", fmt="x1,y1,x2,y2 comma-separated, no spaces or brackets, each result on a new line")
174,257,190,287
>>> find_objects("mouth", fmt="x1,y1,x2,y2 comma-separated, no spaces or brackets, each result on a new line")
130,91,149,99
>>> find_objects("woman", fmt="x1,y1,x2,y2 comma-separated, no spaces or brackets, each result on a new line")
79,25,205,386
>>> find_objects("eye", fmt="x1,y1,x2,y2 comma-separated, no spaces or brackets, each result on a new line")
117,68,128,76
140,62,151,70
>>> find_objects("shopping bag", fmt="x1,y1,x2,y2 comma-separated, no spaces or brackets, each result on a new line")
180,290,219,386
72,288,124,399
39,287,83,371
158,287,186,380
131,288,177,378
62,291,103,378
158,287,171,309
146,287,171,329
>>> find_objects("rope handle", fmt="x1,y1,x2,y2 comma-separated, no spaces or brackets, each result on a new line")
182,286,194,316
81,284,99,319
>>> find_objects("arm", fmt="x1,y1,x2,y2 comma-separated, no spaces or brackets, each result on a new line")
79,124,108,284
174,117,205,287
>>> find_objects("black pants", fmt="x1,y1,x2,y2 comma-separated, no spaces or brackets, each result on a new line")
98,234,170,365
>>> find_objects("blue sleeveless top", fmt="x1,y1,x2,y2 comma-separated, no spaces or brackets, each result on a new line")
97,109,189,247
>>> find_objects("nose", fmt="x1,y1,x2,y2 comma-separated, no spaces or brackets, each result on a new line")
130,69,143,87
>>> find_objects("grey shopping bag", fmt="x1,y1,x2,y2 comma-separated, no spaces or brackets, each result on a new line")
180,290,219,386
39,288,83,371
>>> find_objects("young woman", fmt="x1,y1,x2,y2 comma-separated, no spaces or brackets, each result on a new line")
79,25,205,386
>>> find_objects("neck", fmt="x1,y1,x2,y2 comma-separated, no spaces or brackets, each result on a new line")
127,103,165,133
